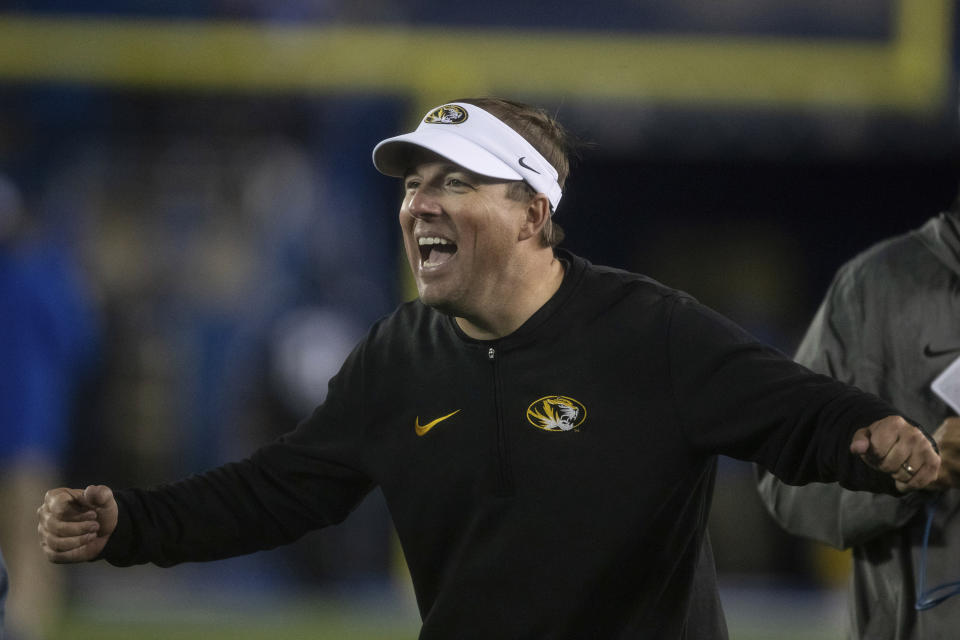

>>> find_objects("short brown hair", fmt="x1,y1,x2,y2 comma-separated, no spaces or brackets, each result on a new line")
456,97,572,248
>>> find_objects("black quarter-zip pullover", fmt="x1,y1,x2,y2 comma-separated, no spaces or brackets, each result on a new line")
103,250,903,638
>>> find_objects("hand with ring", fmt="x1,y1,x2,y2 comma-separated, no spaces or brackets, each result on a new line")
850,415,940,492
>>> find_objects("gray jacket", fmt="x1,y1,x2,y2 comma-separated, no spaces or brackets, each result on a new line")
757,212,960,639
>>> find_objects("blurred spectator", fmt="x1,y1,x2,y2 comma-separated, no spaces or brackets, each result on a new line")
0,172,100,640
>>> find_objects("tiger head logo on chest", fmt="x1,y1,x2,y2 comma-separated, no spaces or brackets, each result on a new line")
526,396,587,432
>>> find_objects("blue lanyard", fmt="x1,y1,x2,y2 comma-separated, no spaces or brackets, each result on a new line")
916,498,960,610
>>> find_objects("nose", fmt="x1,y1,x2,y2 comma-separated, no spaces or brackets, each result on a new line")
406,187,442,220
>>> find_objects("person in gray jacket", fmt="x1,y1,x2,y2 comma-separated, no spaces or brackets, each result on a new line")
757,207,960,639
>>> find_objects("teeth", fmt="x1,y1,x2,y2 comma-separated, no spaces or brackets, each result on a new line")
418,237,452,246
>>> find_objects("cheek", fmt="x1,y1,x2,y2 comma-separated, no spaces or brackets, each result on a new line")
398,212,417,258
475,211,521,252
398,208,416,238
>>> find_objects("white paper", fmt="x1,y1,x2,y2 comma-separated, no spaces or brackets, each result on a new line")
931,353,960,415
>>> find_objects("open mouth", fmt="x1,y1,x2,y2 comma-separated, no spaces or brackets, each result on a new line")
418,236,458,268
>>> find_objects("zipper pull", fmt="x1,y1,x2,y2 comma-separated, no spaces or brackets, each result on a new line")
488,347,496,360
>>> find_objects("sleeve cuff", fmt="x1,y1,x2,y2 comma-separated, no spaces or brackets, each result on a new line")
95,490,136,566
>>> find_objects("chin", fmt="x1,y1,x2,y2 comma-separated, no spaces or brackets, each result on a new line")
417,288,461,316
419,296,457,316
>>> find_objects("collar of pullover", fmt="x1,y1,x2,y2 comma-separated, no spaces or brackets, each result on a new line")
446,248,587,351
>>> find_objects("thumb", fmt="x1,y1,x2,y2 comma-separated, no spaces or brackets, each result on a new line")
83,484,113,508
850,428,870,455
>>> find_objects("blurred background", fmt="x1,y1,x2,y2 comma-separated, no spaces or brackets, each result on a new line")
0,1,958,639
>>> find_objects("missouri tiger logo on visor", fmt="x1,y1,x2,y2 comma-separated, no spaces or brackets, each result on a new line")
526,396,586,432
424,105,468,124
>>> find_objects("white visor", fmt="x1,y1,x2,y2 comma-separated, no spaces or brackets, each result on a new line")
372,102,563,212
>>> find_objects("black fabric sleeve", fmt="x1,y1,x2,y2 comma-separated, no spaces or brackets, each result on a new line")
666,294,900,495
100,342,375,567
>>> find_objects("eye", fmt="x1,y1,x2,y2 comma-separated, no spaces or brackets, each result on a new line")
404,178,421,191
446,177,474,189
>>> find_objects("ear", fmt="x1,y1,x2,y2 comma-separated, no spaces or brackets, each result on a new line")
517,193,551,242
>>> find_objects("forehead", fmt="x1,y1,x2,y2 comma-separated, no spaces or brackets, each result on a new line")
402,149,467,176
402,151,515,192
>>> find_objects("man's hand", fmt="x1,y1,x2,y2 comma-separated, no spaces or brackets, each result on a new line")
933,416,960,488
850,415,940,492
37,485,118,563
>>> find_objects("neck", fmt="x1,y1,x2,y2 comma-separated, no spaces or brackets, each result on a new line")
455,250,565,340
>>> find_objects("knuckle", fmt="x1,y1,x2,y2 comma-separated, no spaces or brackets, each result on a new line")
49,535,80,553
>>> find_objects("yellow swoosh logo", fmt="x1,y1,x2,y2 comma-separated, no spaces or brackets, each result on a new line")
415,409,461,437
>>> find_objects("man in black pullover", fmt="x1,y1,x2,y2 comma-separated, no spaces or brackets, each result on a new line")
38,97,943,638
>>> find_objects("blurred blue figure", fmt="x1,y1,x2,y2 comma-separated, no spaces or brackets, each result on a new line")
0,172,100,640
